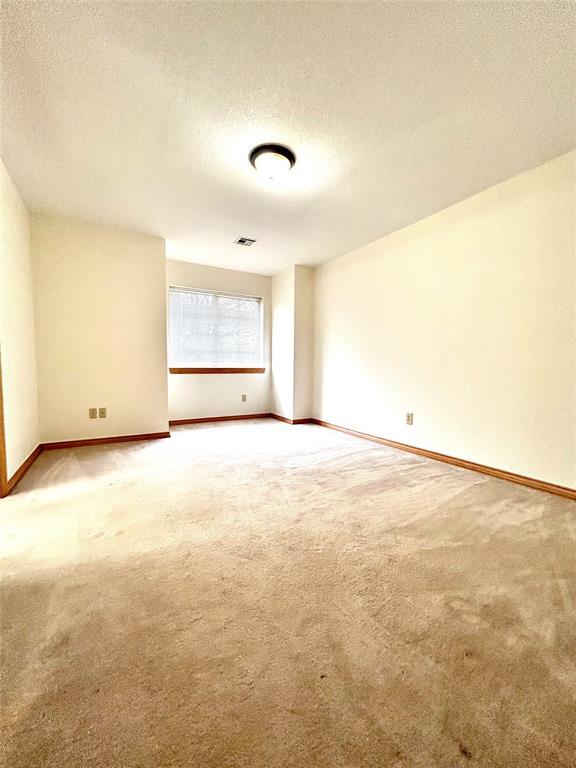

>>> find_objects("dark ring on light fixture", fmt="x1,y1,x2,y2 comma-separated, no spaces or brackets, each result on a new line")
249,143,296,169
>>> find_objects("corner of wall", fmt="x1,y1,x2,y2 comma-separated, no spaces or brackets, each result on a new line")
0,160,41,488
270,265,315,421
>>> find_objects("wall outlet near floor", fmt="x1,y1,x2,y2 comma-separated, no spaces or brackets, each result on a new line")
88,407,98,419
241,394,247,402
406,412,414,425
98,407,107,418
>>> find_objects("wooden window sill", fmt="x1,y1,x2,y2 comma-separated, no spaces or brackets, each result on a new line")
169,367,266,374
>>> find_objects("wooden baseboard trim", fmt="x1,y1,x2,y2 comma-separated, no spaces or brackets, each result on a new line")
1,444,43,498
269,413,313,425
170,413,313,426
170,413,270,425
4,416,570,502
1,431,172,497
311,419,576,500
41,432,171,451
170,413,313,427
269,413,293,424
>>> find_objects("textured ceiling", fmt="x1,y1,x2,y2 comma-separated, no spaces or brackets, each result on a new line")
1,1,575,274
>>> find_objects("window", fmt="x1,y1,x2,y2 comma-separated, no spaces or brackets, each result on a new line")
169,287,263,370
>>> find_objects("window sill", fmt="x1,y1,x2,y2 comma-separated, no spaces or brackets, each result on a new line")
169,367,266,374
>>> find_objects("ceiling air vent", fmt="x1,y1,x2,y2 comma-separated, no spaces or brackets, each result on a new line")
234,236,257,246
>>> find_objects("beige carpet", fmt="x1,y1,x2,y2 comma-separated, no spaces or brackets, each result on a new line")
1,419,575,767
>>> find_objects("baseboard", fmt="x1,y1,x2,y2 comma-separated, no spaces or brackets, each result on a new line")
311,419,576,501
4,418,571,502
0,431,172,498
269,413,313,425
170,413,270,425
41,432,171,451
170,414,312,426
0,444,43,498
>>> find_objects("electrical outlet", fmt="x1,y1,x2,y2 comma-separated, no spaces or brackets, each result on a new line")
406,412,414,425
241,394,247,402
98,407,107,418
89,408,97,419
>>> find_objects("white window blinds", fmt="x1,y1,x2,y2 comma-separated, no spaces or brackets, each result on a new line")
169,287,263,367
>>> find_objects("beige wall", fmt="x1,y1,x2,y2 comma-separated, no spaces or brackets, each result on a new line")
32,212,168,442
293,266,314,421
0,160,40,479
167,260,271,420
271,267,296,419
314,151,576,488
271,265,314,421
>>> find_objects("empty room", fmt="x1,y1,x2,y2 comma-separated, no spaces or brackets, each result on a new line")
1,1,575,766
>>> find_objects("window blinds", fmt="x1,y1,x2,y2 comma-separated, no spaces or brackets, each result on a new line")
169,287,262,367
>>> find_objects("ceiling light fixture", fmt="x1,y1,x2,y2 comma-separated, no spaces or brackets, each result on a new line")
249,143,296,180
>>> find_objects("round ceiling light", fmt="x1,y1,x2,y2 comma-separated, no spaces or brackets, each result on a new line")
249,143,296,180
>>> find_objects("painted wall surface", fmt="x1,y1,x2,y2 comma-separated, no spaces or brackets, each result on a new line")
32,212,168,442
314,151,576,488
271,265,314,421
271,267,295,420
293,266,314,421
167,260,271,420
0,160,40,477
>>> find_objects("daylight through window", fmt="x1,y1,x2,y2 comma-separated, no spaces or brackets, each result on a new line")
169,287,263,367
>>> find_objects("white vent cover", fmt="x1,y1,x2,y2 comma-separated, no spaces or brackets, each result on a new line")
234,236,257,246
